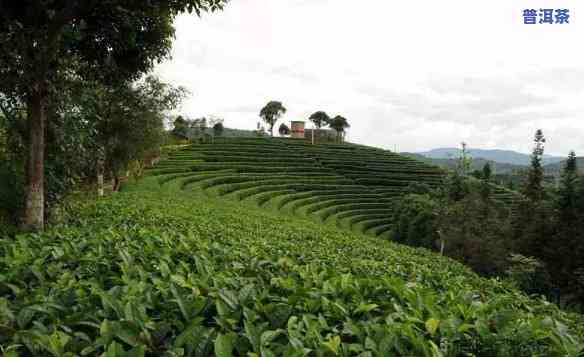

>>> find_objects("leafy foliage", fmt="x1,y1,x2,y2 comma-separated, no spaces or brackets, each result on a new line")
87,77,187,187
328,116,350,143
513,146,584,310
482,162,492,181
391,193,439,249
213,122,224,138
259,101,286,137
145,138,518,261
172,116,190,140
391,175,514,276
308,111,330,129
506,254,551,295
523,129,546,202
1,178,582,355
0,0,227,229
278,123,290,137
0,74,184,226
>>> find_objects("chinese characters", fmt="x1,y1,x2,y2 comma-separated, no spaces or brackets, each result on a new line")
523,9,570,24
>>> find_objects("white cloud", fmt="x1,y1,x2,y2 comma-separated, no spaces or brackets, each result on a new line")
156,0,584,156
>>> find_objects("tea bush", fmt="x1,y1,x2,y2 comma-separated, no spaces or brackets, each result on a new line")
145,138,518,237
1,179,582,356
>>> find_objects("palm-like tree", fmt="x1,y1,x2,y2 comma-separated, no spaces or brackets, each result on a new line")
328,115,350,143
259,101,287,137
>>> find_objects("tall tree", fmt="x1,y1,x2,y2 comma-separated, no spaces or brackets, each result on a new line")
392,176,513,276
514,129,554,289
328,115,350,143
172,116,189,139
308,111,330,129
558,151,578,225
550,151,580,290
259,101,286,137
482,162,492,181
187,117,209,139
574,172,584,308
90,77,186,191
457,142,472,176
0,0,226,230
523,129,546,202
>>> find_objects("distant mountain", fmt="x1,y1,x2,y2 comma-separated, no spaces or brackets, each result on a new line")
544,158,584,175
402,153,525,175
417,148,564,166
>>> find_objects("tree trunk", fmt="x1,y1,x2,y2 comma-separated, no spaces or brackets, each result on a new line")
97,158,104,197
22,84,47,231
112,171,121,192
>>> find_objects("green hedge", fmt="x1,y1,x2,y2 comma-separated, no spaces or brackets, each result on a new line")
333,208,395,221
201,156,316,164
144,167,192,176
157,172,200,185
353,218,394,233
303,198,393,216
369,223,394,236
345,213,393,228
210,178,356,197
273,188,377,210
181,172,238,189
252,189,297,206
318,203,395,222
285,193,385,213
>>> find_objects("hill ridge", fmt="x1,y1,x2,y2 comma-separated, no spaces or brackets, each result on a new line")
418,147,564,166
148,138,519,237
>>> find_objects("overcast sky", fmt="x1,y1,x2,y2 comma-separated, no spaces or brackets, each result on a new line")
155,0,584,156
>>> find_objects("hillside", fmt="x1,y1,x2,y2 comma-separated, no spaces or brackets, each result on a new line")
418,147,563,166
148,138,517,237
219,127,264,138
544,157,584,175
175,126,264,141
402,153,525,175
1,161,583,355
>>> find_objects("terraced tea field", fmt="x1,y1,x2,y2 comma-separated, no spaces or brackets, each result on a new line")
148,138,517,237
2,143,582,356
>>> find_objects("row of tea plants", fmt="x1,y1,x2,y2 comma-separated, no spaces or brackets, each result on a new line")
0,178,583,356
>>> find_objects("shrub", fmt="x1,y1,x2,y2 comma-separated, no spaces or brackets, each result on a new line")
506,254,552,295
391,193,439,249
1,184,581,355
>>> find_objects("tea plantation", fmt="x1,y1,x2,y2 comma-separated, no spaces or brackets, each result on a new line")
148,138,516,237
1,139,583,356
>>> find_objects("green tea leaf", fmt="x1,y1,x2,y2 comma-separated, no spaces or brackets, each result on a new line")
425,318,440,336
214,333,236,357
322,335,341,355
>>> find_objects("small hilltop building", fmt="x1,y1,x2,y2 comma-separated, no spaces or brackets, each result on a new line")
290,121,305,139
286,121,337,143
